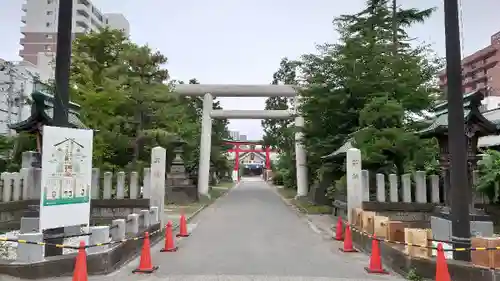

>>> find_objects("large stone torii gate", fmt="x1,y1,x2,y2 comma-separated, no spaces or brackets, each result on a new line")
175,84,308,198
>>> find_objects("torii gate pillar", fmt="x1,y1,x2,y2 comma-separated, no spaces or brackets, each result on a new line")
176,84,309,199
232,144,240,182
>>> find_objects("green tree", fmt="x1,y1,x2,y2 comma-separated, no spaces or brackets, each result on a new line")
281,0,441,189
262,58,298,188
69,28,229,173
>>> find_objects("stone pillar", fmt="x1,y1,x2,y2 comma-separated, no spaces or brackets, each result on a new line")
198,93,213,197
149,206,159,225
346,148,362,223
17,232,44,263
126,214,139,235
232,144,240,182
88,226,109,254
111,219,126,241
150,146,166,229
295,115,308,197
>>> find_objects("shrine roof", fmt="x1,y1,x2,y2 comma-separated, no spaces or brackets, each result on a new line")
321,138,355,160
417,89,500,137
9,91,87,132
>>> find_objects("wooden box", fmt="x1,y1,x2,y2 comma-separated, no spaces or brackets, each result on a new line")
386,221,411,243
404,228,432,258
351,208,364,229
373,216,389,238
471,237,500,269
362,211,376,234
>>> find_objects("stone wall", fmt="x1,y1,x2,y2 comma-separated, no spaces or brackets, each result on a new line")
0,167,153,231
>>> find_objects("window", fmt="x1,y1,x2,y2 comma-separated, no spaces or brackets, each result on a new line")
47,0,52,4
47,11,53,15
45,34,53,39
46,22,51,27
44,45,52,51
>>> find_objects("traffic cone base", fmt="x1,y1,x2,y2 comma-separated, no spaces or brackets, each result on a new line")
160,246,178,252
132,266,159,274
176,233,190,237
339,247,358,253
364,267,389,274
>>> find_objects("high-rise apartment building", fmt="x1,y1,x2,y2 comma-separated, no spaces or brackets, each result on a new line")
438,31,500,96
19,0,129,81
229,130,240,141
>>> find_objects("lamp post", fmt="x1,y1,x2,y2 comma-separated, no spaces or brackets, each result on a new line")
443,0,471,261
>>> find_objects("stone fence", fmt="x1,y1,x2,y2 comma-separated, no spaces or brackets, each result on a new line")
0,206,160,279
0,168,155,231
333,169,490,223
0,146,169,278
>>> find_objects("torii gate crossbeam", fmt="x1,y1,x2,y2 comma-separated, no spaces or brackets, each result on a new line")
174,84,308,199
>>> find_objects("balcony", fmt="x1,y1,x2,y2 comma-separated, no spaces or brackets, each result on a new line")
21,15,26,24
76,3,90,16
21,3,27,12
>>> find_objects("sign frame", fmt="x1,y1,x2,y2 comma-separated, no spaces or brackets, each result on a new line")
39,126,93,230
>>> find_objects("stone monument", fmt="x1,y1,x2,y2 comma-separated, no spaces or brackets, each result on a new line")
166,138,198,204
346,148,362,224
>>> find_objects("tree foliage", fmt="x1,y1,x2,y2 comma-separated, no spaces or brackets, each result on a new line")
263,0,441,191
262,58,299,188
0,28,231,177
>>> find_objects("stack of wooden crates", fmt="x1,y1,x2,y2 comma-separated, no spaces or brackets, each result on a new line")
351,208,433,258
471,237,500,268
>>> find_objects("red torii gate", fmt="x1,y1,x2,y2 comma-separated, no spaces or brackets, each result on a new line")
224,140,277,177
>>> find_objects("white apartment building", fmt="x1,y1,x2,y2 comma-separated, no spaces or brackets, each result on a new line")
229,130,240,141
0,59,41,135
19,0,130,81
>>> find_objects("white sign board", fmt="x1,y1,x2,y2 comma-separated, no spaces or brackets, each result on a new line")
40,126,93,230
346,148,362,224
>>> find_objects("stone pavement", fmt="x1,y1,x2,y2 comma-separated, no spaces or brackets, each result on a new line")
5,178,406,281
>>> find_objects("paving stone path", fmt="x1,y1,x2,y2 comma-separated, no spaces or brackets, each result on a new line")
6,178,406,281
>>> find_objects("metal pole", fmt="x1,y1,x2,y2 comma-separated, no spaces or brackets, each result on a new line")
45,0,74,257
444,0,471,261
53,0,73,126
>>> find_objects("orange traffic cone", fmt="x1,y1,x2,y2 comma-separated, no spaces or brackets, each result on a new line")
334,217,343,241
72,241,88,281
177,213,190,237
339,225,357,252
160,221,178,252
365,235,388,274
132,232,158,273
436,243,451,281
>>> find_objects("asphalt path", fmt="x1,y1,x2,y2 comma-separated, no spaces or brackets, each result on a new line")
7,177,406,281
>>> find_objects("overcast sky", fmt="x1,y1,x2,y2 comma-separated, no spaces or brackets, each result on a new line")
1,0,499,139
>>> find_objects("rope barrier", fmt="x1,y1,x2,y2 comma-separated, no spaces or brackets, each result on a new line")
0,225,165,249
345,221,497,252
